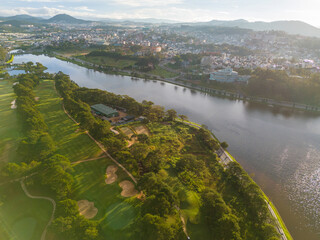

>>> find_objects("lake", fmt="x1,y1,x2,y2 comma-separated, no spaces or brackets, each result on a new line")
13,54,320,240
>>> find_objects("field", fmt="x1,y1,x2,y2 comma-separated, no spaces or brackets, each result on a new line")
148,66,179,78
0,182,53,240
0,77,53,240
0,79,22,165
72,158,139,239
78,55,136,69
34,80,102,162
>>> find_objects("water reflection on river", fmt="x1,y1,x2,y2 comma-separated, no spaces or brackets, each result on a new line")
13,54,320,240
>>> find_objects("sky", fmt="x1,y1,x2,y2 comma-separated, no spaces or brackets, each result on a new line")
1,0,320,27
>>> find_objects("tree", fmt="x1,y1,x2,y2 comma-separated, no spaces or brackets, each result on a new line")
221,141,229,149
165,109,177,121
135,214,184,240
0,46,6,61
178,114,188,121
40,155,74,199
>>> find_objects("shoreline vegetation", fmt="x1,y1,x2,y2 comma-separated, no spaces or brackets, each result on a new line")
13,50,320,113
0,60,292,239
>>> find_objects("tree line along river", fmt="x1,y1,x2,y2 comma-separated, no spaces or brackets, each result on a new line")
11,54,320,240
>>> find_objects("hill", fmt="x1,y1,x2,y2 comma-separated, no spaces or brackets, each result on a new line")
46,14,90,24
0,14,43,23
190,19,320,38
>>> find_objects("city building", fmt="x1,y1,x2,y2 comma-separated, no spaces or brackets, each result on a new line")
209,67,250,83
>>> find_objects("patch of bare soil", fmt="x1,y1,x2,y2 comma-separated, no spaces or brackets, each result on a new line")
134,125,150,136
77,200,98,219
127,136,137,148
34,97,40,101
11,99,17,109
105,165,118,184
119,180,138,197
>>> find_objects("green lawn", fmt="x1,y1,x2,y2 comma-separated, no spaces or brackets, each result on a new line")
71,158,139,240
180,190,201,224
0,182,53,240
0,79,22,165
0,77,53,240
34,80,102,162
79,56,136,69
148,66,179,78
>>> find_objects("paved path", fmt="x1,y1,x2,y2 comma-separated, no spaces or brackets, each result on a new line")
266,201,288,240
20,179,56,240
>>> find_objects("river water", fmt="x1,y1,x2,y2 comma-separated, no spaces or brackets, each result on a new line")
13,54,320,240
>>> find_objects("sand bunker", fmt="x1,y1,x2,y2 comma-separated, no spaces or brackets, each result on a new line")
11,99,17,109
77,200,98,219
105,165,118,184
119,180,138,197
34,97,40,101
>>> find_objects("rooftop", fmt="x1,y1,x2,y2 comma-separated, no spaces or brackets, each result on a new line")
91,104,118,116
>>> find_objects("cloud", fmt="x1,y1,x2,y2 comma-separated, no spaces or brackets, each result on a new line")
0,7,92,18
111,0,184,7
74,6,95,12
17,0,85,2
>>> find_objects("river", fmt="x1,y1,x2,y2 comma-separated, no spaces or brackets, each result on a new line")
13,54,320,240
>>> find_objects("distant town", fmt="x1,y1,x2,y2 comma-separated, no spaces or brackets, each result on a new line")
1,14,320,78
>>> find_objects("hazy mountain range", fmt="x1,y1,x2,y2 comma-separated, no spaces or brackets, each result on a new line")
1,14,320,38
186,19,320,38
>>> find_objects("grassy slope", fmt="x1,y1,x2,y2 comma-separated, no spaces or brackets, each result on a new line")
78,55,136,69
72,159,139,240
34,80,102,162
0,79,22,164
0,77,53,240
148,66,179,78
0,182,53,240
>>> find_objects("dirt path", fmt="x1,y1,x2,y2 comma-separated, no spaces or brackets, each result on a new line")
180,215,189,238
20,179,56,240
71,155,107,165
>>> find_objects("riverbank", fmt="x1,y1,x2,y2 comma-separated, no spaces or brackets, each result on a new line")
179,119,293,240
23,50,319,114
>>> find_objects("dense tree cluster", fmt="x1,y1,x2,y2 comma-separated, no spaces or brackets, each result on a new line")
52,199,99,240
0,46,6,61
86,50,159,71
218,161,281,240
201,189,242,240
55,72,112,141
247,68,320,105
14,72,56,162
